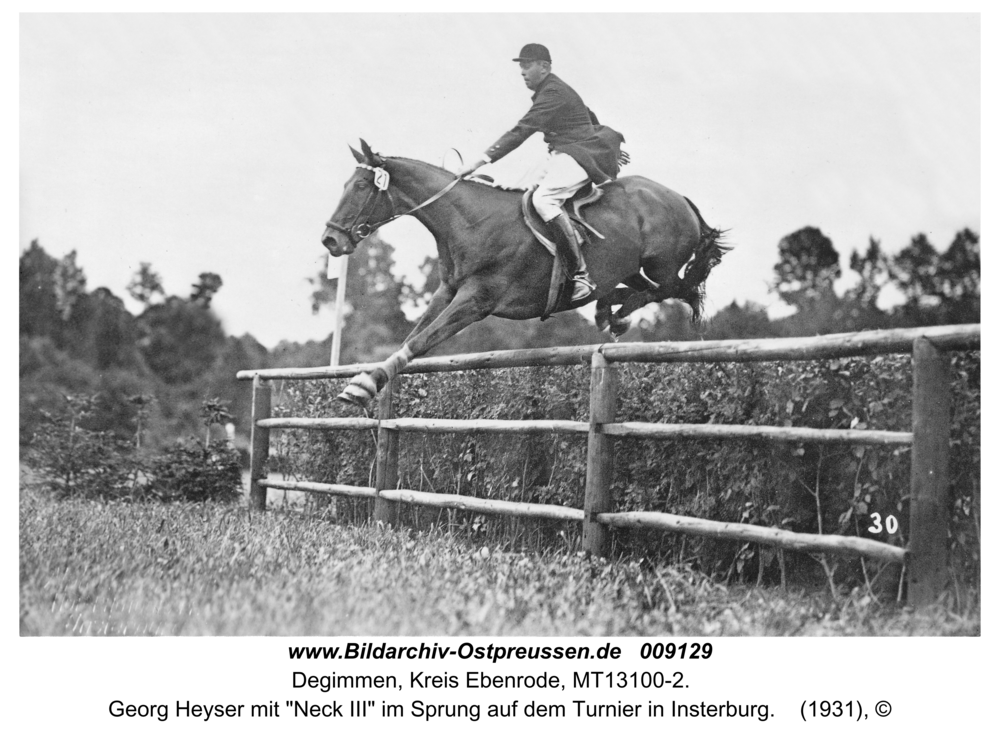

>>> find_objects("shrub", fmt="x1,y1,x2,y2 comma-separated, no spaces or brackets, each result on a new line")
146,439,242,503
272,352,980,596
26,394,243,504
27,394,140,499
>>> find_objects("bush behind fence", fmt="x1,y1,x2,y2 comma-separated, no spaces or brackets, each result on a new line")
273,352,979,592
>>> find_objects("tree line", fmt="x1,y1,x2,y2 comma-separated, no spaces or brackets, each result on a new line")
20,240,265,454
20,224,979,456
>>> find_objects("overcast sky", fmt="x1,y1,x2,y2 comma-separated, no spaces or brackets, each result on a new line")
20,13,980,348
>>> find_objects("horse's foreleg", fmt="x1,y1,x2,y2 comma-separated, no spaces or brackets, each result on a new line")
401,287,491,357
338,286,489,409
338,285,457,408
337,345,415,408
401,283,458,343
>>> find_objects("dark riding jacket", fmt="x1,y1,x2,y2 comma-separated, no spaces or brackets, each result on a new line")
485,73,624,185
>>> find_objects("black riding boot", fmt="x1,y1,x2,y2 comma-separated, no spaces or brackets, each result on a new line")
549,212,596,301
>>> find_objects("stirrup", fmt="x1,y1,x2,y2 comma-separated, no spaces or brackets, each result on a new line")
571,273,596,302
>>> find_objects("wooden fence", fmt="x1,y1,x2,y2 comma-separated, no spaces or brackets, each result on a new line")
237,324,980,606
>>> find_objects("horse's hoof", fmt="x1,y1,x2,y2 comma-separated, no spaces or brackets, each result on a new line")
336,373,377,408
610,320,630,339
336,388,369,409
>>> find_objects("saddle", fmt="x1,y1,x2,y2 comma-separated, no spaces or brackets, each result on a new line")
521,184,607,319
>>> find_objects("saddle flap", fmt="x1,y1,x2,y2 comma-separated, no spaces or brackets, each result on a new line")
571,183,604,219
521,188,558,258
520,189,565,320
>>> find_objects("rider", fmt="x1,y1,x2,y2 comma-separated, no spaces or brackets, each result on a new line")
456,43,625,302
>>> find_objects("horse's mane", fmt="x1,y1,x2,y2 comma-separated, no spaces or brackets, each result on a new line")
467,177,526,193
386,155,527,193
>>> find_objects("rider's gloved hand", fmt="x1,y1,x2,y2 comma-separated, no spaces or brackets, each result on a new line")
456,157,489,179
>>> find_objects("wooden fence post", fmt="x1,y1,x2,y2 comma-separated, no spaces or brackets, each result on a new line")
249,375,272,511
907,337,951,606
374,375,400,526
584,350,617,557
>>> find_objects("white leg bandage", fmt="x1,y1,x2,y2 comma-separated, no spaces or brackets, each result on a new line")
382,345,414,383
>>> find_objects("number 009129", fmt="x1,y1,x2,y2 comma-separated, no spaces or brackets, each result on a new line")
640,642,712,659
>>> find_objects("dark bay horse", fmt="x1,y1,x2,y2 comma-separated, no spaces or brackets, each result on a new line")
322,140,728,407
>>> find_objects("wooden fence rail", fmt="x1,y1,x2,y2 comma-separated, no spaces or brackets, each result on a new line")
240,325,980,606
236,324,979,381
258,416,912,444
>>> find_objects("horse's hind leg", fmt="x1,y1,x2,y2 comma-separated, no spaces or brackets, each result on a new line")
614,272,681,320
600,274,660,337
595,287,633,332
613,262,685,327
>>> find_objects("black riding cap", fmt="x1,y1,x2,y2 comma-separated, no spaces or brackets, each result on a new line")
513,43,551,63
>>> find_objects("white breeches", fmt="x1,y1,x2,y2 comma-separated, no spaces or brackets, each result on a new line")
531,151,590,222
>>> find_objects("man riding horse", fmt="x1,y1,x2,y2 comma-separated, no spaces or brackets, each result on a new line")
320,45,727,409
456,43,626,303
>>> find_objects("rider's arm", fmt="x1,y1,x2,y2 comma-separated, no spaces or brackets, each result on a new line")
483,85,563,164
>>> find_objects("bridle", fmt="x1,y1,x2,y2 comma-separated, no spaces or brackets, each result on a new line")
326,161,462,246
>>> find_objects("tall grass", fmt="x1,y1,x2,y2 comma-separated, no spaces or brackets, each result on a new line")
20,486,977,636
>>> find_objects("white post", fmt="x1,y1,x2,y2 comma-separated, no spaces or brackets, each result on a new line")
328,254,349,366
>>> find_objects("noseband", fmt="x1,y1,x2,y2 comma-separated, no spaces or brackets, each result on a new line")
326,162,462,246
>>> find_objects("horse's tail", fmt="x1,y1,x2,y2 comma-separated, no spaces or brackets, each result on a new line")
679,197,730,322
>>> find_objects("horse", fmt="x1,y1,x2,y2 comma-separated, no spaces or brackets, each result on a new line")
322,139,728,408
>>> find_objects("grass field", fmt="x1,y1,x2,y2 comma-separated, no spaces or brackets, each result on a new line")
19,477,978,637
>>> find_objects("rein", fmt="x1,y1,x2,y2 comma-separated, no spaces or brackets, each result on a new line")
327,162,461,244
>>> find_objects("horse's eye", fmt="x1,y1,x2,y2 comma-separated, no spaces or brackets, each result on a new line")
356,181,368,189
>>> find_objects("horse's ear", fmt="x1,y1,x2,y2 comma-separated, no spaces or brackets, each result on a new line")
359,139,375,164
349,144,365,164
